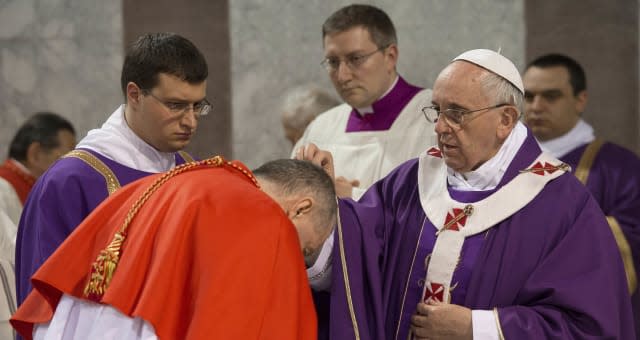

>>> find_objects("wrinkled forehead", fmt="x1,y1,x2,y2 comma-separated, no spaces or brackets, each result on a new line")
432,61,489,105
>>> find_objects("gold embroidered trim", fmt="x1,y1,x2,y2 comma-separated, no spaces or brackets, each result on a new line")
337,202,360,340
83,156,259,301
607,216,638,293
493,308,506,340
394,216,427,340
64,150,121,195
574,138,604,185
177,151,194,163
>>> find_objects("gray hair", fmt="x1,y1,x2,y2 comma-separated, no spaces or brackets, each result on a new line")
281,86,340,131
480,71,524,115
253,159,337,233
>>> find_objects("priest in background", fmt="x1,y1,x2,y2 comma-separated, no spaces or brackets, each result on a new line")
523,53,640,338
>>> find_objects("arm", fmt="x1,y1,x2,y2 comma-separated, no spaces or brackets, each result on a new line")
15,160,107,304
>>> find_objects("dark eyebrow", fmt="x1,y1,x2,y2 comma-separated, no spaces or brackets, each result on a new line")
541,89,563,96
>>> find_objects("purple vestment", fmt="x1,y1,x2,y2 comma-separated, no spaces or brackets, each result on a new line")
325,132,635,339
15,149,190,305
562,141,640,338
345,77,422,132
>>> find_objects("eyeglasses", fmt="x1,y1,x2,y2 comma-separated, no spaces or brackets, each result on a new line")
422,103,510,130
144,91,212,118
320,45,388,72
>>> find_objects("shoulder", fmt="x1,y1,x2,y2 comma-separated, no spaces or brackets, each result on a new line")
307,103,351,126
591,141,640,174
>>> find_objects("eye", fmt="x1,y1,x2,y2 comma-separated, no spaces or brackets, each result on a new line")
445,109,465,123
523,92,534,102
326,58,340,69
166,102,188,111
348,54,366,66
542,92,562,102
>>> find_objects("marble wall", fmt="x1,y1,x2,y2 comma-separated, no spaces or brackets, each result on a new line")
0,0,123,155
8,1,636,169
230,0,525,168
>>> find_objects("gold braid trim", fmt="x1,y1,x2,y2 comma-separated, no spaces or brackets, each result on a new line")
574,138,604,185
607,216,638,293
177,151,195,163
64,150,121,195
83,156,258,301
336,202,360,340
493,308,506,340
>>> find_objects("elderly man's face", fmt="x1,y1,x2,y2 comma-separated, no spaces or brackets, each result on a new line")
432,62,509,173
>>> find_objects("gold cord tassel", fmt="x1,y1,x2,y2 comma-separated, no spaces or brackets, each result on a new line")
83,156,236,301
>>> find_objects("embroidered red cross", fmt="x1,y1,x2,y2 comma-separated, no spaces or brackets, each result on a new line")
521,161,570,176
427,147,442,158
423,282,444,302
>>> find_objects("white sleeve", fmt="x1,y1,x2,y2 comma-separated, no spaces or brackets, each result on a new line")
351,186,367,201
34,294,158,340
306,231,334,291
472,309,500,340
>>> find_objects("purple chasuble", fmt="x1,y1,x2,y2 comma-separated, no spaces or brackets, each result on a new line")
345,77,422,132
324,131,635,339
15,149,191,305
562,141,640,338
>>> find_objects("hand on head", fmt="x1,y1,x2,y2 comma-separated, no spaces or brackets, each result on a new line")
294,143,335,181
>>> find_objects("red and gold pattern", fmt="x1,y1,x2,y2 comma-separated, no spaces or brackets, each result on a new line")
84,156,258,301
520,161,570,176
437,204,474,235
423,282,445,303
427,147,442,158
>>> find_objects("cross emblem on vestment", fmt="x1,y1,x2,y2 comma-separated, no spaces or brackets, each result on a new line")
520,161,570,176
437,205,474,235
423,282,445,303
427,147,442,158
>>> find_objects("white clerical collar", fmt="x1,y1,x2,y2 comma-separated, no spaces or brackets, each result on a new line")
537,119,595,158
447,121,528,191
76,105,176,173
355,75,399,116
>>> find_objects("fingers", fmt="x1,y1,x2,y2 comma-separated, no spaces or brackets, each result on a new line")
350,179,360,187
416,302,430,316
295,143,335,180
427,299,442,306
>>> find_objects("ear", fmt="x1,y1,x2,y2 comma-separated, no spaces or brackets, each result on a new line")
384,44,398,73
292,197,313,218
25,141,46,172
496,105,518,140
126,82,143,106
575,90,587,114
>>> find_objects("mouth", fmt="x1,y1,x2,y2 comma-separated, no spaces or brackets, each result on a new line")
175,133,192,140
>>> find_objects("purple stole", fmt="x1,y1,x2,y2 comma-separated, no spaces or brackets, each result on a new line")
345,77,421,132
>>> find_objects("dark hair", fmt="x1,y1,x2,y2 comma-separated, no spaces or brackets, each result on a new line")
120,32,208,98
526,53,586,95
322,4,397,48
253,159,337,231
9,112,75,161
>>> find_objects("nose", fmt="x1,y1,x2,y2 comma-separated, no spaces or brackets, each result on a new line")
527,95,545,114
335,61,353,83
180,109,198,130
434,116,452,135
